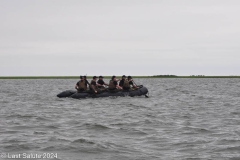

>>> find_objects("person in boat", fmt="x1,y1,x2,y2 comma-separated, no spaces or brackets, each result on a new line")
119,75,130,91
90,76,99,94
97,76,108,91
127,76,139,89
75,76,88,92
83,76,90,88
119,75,125,87
108,76,122,92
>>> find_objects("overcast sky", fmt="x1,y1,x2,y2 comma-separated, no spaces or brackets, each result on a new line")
0,0,240,76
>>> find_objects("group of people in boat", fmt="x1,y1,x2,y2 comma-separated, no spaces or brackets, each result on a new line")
75,75,139,94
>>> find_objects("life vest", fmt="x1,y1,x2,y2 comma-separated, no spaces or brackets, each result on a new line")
78,80,86,90
90,80,97,90
109,80,116,89
123,79,130,88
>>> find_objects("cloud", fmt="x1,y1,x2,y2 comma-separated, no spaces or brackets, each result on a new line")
0,0,240,76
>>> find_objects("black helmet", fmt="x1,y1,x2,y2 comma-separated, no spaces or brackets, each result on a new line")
93,76,98,79
128,76,132,79
99,76,104,78
122,75,126,78
80,75,83,79
112,75,116,80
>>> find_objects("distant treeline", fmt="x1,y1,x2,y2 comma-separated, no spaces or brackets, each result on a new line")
153,75,177,77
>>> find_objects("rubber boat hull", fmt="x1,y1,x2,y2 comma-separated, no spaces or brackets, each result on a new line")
57,86,148,99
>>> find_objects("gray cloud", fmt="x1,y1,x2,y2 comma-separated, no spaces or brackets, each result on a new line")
0,0,240,76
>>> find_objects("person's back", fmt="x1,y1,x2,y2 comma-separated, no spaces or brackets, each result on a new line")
119,75,130,91
122,79,130,91
108,80,116,90
84,76,89,89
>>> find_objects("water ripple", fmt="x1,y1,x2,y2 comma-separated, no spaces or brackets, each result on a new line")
0,78,240,159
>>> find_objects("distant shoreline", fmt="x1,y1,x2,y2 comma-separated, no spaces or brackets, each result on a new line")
0,76,240,79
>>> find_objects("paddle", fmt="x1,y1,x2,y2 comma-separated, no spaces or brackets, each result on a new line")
85,79,97,94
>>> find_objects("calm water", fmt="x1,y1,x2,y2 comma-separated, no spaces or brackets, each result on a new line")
0,78,240,160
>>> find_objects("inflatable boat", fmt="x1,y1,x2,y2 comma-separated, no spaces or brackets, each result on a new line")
57,85,148,99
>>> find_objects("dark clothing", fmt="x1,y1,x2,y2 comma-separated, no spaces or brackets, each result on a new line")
97,79,105,85
129,81,133,86
97,79,107,89
85,80,89,86
119,79,124,87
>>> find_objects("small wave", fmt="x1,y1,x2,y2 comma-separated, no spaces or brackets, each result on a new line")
83,123,111,130
48,137,71,143
71,138,95,144
2,138,27,144
110,122,125,126
6,114,35,119
40,145,76,152
127,103,149,109
4,143,33,151
45,125,59,129
181,126,213,134
217,139,240,145
215,145,240,152
36,117,53,121
1,130,19,134
33,131,47,135
231,111,240,115
119,128,148,136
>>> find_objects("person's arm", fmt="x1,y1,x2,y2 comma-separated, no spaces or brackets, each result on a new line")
130,80,138,88
91,85,97,93
85,80,90,86
114,81,122,89
119,80,123,87
97,80,104,87
75,82,79,90
104,82,109,86
116,85,122,89
91,82,98,93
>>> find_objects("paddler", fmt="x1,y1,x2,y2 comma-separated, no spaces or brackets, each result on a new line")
75,76,88,92
90,76,99,94
97,76,108,91
108,76,122,92
119,75,130,91
127,76,139,89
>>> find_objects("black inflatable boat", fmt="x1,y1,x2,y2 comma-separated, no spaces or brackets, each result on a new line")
57,86,148,99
